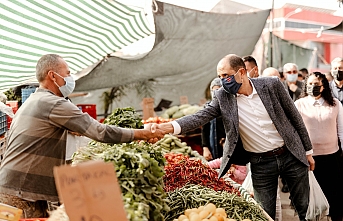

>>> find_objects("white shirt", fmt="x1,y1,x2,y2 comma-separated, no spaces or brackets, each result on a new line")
236,84,284,153
172,81,313,155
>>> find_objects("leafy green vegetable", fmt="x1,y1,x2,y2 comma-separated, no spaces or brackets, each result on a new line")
72,141,169,221
103,107,143,129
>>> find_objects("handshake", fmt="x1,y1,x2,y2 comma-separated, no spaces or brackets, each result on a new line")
141,122,174,143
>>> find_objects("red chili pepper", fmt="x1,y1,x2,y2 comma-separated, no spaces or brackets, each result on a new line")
163,153,239,195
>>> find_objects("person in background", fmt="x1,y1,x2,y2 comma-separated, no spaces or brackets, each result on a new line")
298,73,304,82
262,67,281,78
208,158,247,184
0,54,164,218
295,72,343,221
299,68,309,79
202,78,225,160
329,57,343,105
243,55,259,78
260,66,283,221
279,71,285,82
283,63,303,101
325,72,333,83
156,54,314,221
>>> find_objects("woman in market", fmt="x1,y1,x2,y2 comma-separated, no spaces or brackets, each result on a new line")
294,72,343,221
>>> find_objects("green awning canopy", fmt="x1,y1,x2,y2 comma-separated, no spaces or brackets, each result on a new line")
0,0,154,92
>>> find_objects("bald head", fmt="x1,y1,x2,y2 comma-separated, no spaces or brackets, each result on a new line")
217,54,246,73
262,67,280,78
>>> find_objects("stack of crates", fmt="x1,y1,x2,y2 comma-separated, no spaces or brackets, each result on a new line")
21,87,37,104
0,111,7,137
77,104,97,119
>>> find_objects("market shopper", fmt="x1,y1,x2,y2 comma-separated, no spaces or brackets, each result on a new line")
0,54,164,218
243,55,259,78
283,63,303,101
155,54,314,221
202,78,225,160
261,67,281,78
329,57,343,105
295,72,343,221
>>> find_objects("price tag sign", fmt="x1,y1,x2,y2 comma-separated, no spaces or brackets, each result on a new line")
142,97,155,120
179,96,188,105
54,161,128,221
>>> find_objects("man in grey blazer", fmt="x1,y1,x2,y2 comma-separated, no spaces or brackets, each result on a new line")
157,54,314,221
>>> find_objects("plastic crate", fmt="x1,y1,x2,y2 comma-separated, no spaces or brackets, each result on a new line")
22,87,37,104
0,111,7,136
77,104,97,119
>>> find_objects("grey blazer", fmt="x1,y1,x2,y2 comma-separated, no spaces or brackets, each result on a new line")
176,77,312,178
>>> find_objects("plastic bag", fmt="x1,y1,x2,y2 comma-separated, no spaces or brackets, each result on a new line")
242,170,254,194
306,171,329,221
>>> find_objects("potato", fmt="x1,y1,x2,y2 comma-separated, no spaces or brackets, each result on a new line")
204,203,216,214
214,213,224,221
178,215,188,221
190,214,201,221
209,216,218,221
199,210,210,219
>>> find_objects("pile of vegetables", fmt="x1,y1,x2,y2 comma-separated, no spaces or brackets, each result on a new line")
72,141,169,221
160,104,203,119
174,203,230,221
103,107,143,128
163,154,237,193
164,184,268,221
142,117,174,124
155,135,207,162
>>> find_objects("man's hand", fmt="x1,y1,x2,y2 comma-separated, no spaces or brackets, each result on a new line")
68,131,82,136
307,154,315,171
134,123,165,143
203,147,213,161
288,82,298,92
156,122,174,134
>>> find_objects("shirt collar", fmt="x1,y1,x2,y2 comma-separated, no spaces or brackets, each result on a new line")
307,96,324,105
237,80,257,98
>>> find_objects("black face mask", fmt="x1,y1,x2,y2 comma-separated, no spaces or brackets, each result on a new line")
332,70,343,81
307,85,322,97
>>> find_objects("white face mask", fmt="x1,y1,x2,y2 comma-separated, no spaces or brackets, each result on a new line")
54,72,75,97
286,74,298,82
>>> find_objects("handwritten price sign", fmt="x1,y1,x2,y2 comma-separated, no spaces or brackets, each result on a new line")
54,161,128,221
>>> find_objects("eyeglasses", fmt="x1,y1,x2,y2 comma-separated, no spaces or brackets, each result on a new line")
286,70,298,74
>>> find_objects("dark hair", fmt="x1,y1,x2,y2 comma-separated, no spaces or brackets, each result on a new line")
243,55,257,66
299,68,309,74
226,55,246,72
301,72,335,106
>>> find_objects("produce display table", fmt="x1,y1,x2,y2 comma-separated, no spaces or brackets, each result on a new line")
223,176,274,221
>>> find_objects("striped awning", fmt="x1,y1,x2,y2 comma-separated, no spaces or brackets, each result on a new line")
0,0,154,92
